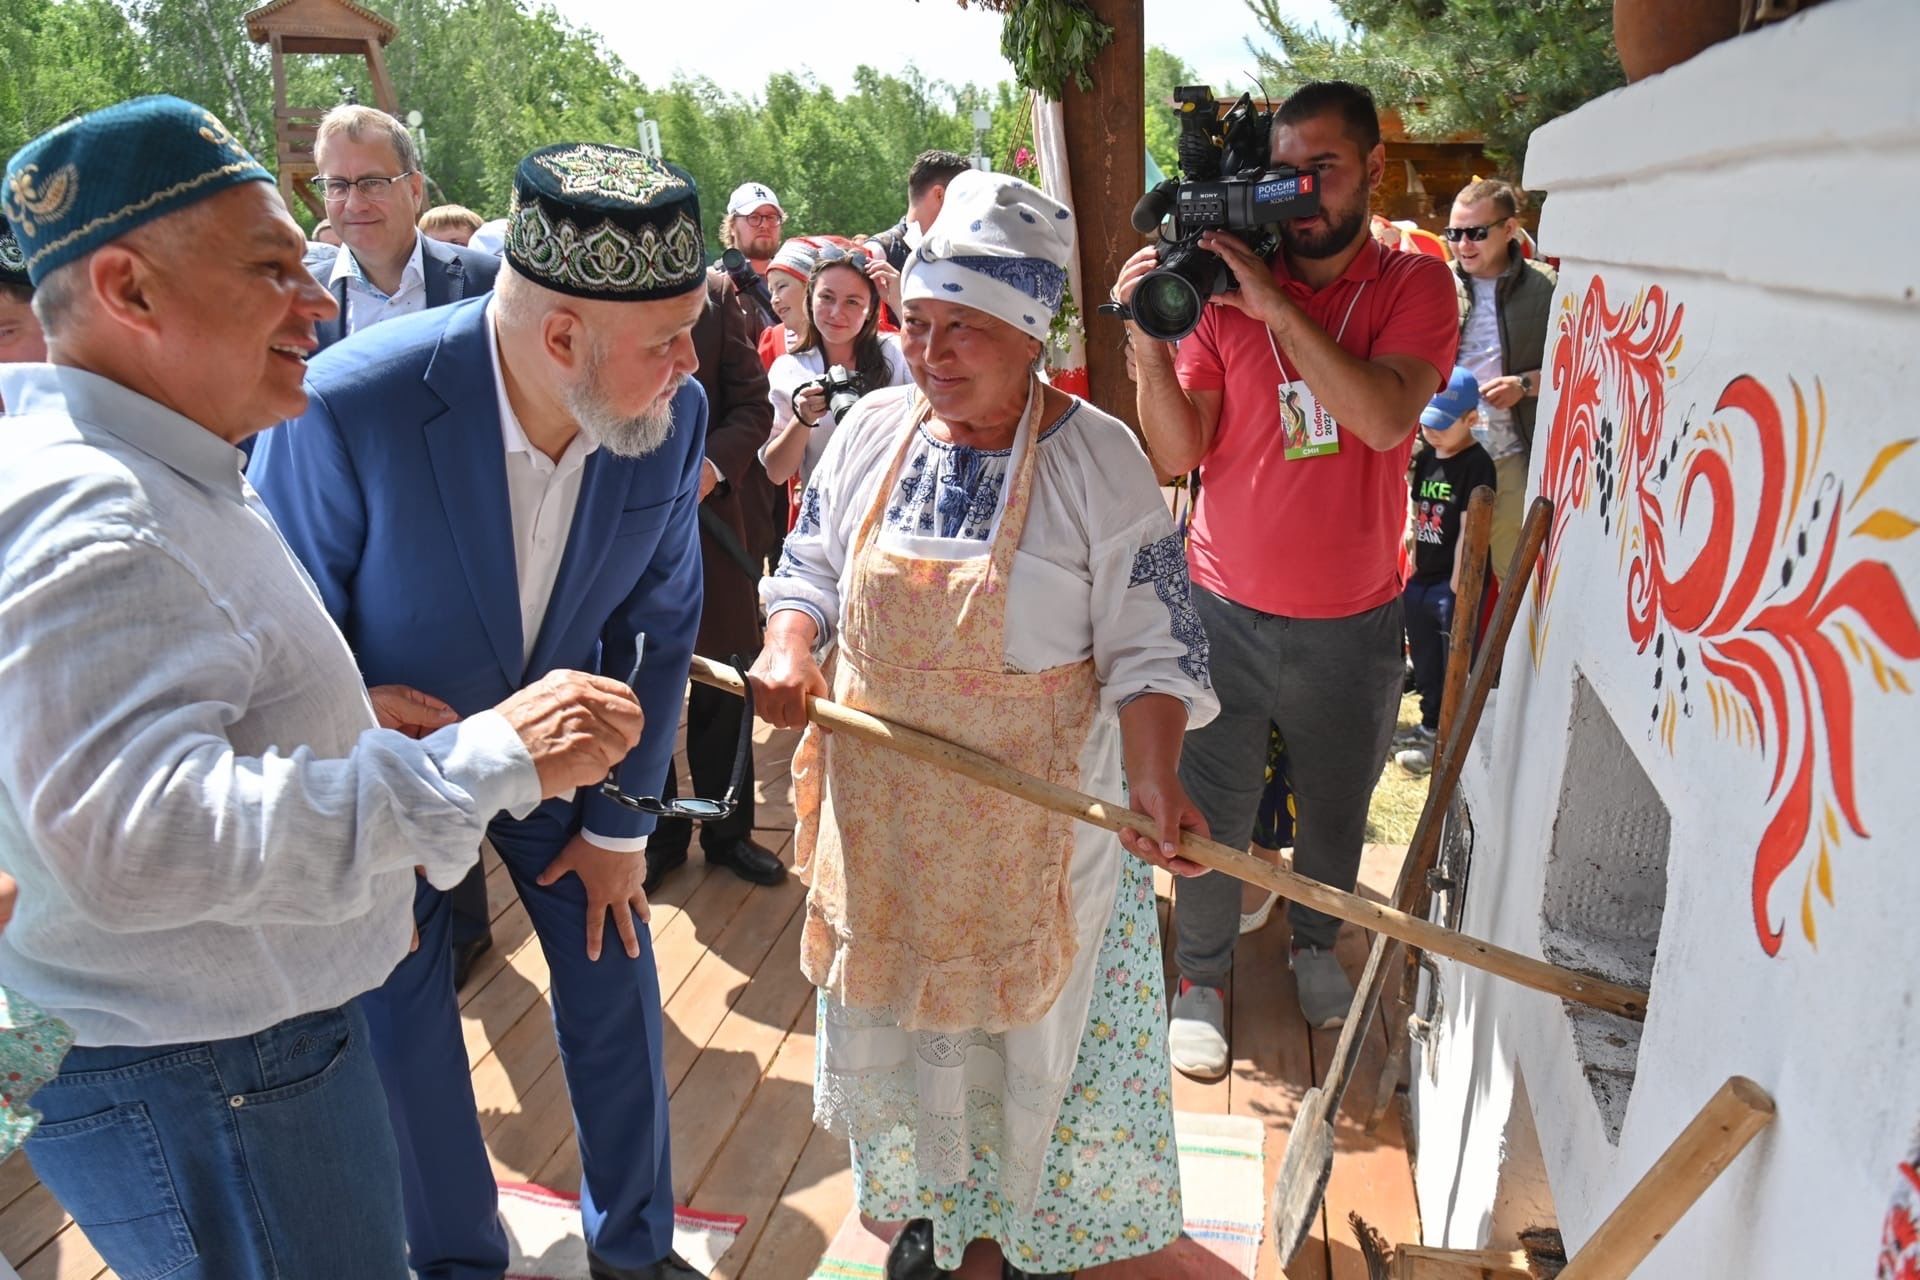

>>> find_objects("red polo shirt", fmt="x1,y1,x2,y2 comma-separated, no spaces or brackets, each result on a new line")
1175,239,1459,618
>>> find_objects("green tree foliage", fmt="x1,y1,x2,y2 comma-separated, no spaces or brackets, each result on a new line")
646,66,987,242
1,0,152,158
0,0,1009,245
1245,0,1623,172
1142,45,1198,177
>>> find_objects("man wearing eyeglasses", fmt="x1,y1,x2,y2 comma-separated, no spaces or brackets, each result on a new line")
304,105,499,351
1447,177,1556,585
301,104,504,985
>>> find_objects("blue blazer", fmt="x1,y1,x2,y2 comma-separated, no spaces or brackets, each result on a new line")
249,297,707,846
304,235,500,352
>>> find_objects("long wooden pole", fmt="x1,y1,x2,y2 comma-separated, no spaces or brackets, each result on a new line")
1557,1077,1775,1280
689,653,1647,1021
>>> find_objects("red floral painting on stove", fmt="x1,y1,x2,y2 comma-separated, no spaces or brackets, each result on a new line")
1880,1161,1920,1280
1531,275,1920,956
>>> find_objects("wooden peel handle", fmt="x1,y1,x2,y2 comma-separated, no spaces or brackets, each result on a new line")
690,655,1647,1021
1558,1076,1775,1280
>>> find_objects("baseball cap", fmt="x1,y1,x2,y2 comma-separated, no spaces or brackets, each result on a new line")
726,182,783,218
1421,366,1481,431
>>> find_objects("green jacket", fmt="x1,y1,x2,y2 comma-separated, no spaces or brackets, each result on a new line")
1454,245,1558,449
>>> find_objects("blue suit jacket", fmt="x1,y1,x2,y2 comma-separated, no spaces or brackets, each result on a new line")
304,235,501,353
249,297,707,846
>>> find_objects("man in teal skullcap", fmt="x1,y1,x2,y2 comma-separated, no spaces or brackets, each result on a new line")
0,95,646,1279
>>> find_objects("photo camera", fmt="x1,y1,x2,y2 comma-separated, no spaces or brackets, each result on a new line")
796,364,867,423
1124,86,1321,341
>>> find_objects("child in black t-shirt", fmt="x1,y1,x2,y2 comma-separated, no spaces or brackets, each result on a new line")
1398,367,1497,774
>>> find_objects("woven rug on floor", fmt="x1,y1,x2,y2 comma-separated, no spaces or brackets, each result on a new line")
808,1112,1265,1279
495,1181,745,1279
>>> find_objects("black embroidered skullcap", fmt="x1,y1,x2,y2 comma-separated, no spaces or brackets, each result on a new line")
504,143,706,301
0,212,26,289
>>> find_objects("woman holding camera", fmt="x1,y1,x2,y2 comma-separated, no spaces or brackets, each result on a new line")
761,243,911,488
751,172,1216,1280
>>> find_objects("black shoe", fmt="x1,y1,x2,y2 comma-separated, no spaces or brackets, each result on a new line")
587,1247,703,1279
643,844,689,895
886,1220,954,1280
452,932,493,991
704,837,787,886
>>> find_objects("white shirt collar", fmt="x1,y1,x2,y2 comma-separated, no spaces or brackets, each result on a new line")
486,299,594,476
331,231,427,300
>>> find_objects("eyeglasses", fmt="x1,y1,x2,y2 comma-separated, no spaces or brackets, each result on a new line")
1443,222,1507,243
598,641,755,822
311,171,417,203
741,211,783,228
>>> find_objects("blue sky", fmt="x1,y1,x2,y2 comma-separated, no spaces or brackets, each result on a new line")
546,0,1347,98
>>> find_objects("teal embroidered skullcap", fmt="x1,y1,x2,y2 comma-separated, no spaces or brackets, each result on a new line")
505,143,706,302
0,213,27,289
3,95,272,287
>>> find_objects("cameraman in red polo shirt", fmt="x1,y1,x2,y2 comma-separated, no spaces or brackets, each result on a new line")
1117,81,1460,1076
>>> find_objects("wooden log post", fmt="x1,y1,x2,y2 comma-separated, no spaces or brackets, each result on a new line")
1062,0,1144,432
1558,1076,1775,1280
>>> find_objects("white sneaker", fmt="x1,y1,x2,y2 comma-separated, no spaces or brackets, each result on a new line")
1168,979,1229,1079
1292,946,1355,1030
1395,744,1433,775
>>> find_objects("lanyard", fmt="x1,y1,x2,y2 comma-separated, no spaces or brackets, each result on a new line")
1265,277,1368,385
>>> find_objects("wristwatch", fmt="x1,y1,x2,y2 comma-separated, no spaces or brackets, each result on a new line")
1519,373,1536,396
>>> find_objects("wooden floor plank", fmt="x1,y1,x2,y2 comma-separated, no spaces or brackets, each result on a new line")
1231,915,1327,1280
0,738,1423,1280
695,1002,821,1280
14,1221,106,1280
733,1113,851,1280
669,904,815,1201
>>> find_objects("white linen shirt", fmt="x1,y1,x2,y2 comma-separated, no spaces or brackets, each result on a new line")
332,231,428,336
482,307,641,854
0,364,541,1047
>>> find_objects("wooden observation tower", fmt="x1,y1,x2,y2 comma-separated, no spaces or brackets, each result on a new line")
243,0,401,220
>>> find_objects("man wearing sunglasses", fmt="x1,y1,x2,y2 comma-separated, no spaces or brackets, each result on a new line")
1447,177,1556,585
302,105,498,353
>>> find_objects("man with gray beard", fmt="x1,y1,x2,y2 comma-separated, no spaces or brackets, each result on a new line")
249,143,711,1280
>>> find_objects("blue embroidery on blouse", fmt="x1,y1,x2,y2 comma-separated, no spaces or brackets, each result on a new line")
793,483,824,537
878,404,1082,542
946,255,1066,311
1129,533,1211,685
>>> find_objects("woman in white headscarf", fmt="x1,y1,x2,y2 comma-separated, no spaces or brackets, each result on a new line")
751,172,1218,1280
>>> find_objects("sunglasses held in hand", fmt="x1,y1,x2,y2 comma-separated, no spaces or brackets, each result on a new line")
598,639,753,822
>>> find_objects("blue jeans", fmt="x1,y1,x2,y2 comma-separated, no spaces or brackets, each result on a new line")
24,1002,409,1280
1402,577,1456,731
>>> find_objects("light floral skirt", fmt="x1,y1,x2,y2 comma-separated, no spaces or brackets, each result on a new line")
840,853,1182,1272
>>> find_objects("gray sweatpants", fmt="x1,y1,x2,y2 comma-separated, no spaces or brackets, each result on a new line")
1175,586,1404,982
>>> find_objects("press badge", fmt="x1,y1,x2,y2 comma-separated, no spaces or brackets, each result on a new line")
1279,379,1340,459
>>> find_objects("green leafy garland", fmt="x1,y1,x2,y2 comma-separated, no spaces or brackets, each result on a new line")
958,0,1116,100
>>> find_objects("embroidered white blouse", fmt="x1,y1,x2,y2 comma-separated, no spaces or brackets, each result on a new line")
762,383,1217,1211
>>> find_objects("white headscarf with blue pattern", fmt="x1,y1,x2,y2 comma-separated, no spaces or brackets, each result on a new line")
899,169,1074,343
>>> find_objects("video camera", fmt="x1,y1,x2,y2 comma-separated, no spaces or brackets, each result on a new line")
1120,86,1321,342
796,364,867,424
717,248,778,327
